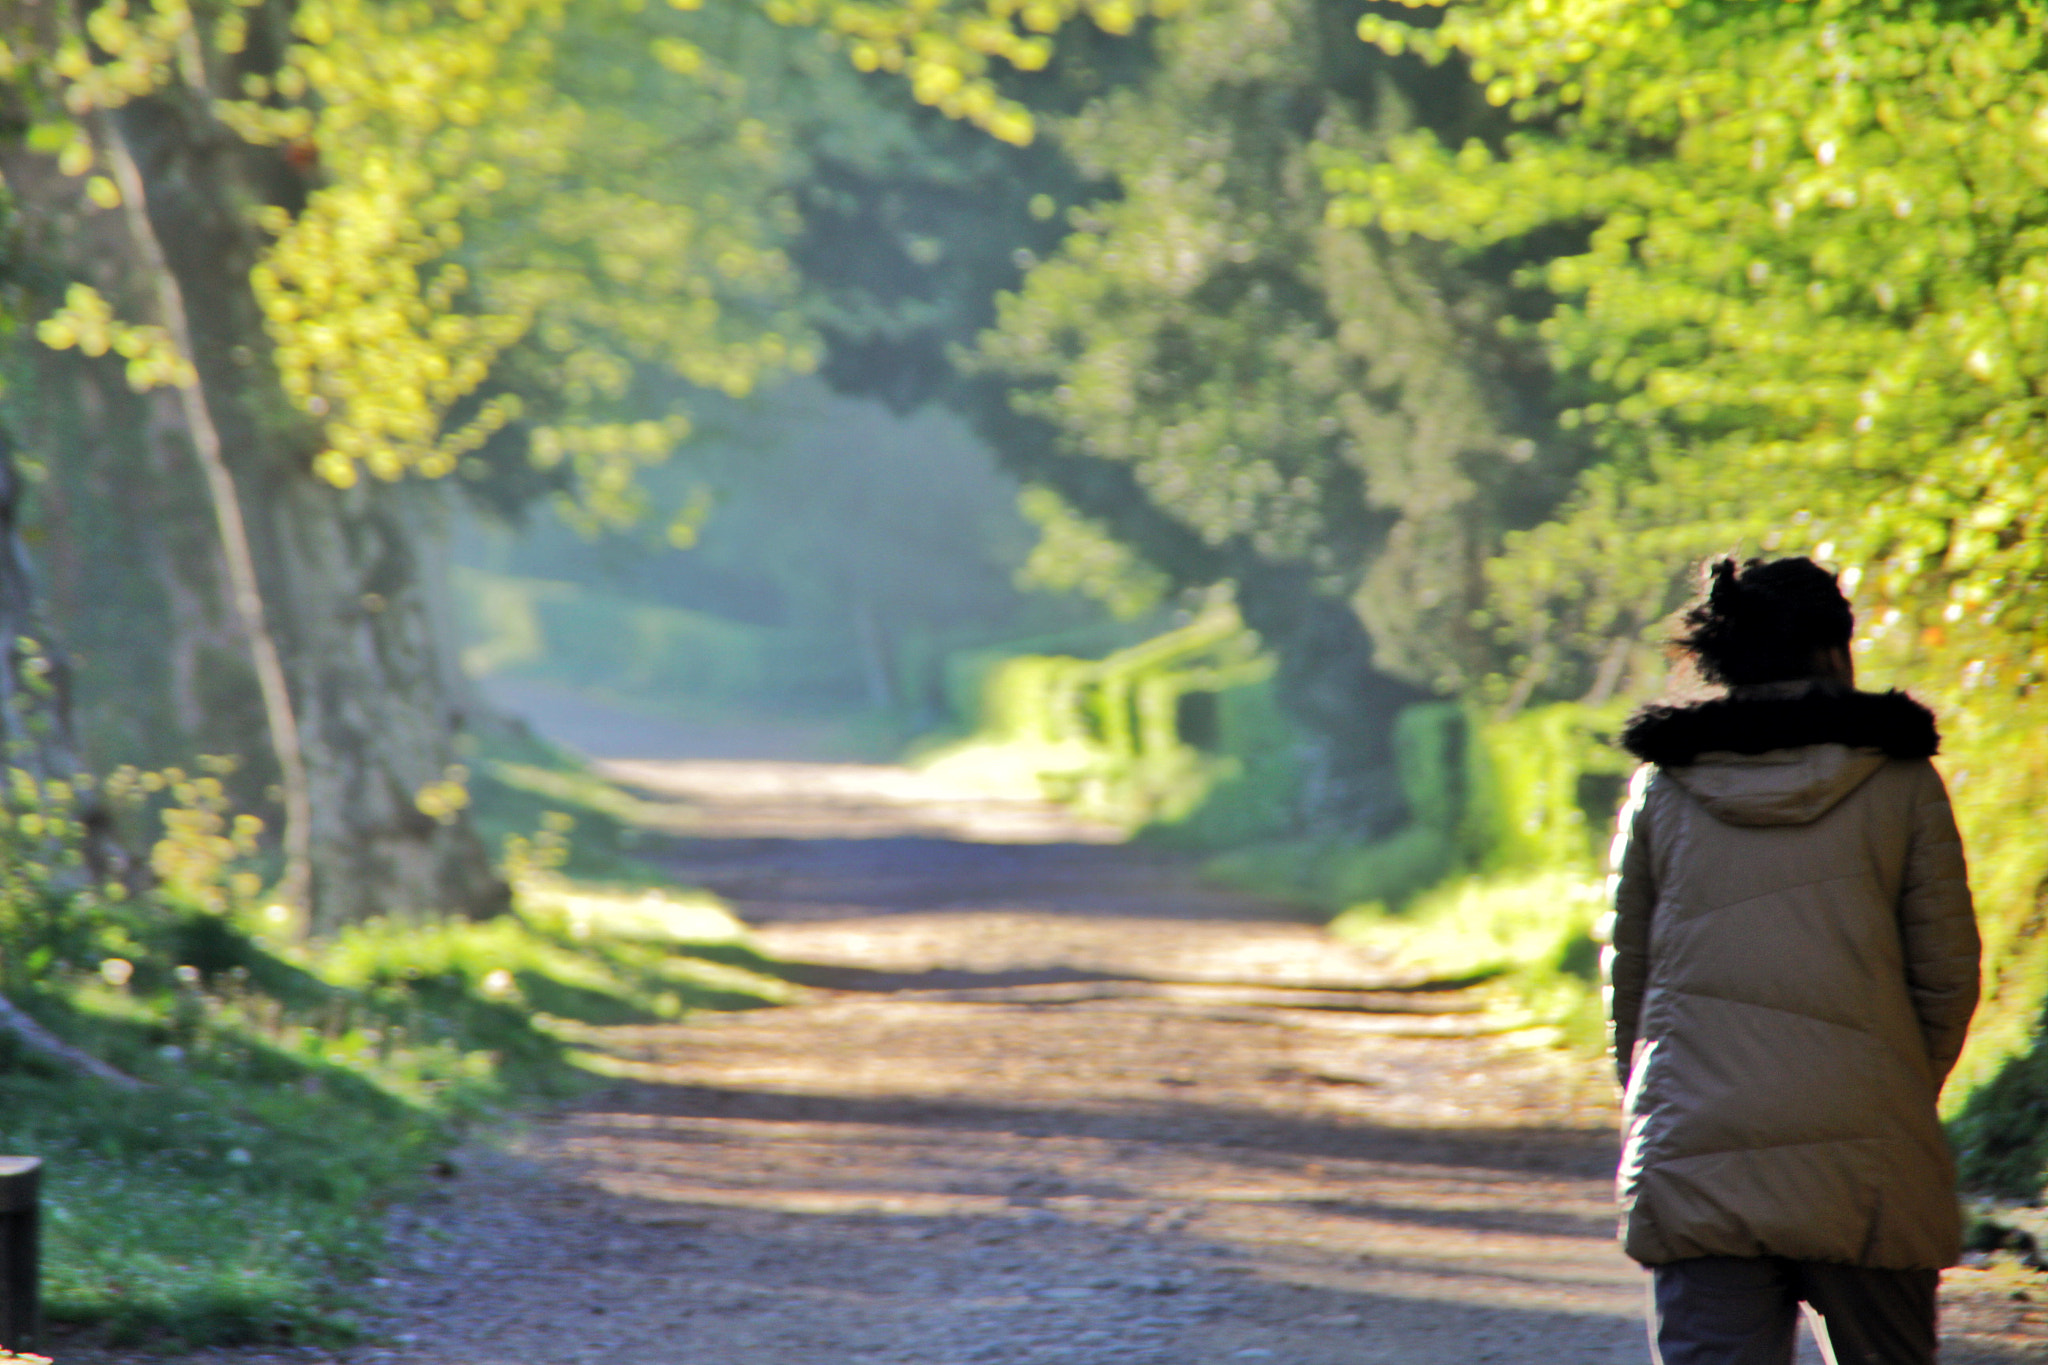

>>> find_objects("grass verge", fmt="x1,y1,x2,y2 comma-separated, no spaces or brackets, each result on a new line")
3,882,786,1349
0,737,789,1350
1328,869,1610,1051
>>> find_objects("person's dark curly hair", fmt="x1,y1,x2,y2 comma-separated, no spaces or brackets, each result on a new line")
1676,556,1854,686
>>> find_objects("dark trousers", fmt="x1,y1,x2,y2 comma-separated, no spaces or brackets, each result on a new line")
1650,1256,1939,1365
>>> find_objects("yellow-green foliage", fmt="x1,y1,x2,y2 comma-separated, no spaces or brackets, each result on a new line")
1466,701,1633,874
1015,485,1171,622
1939,698,2048,1194
1936,694,2048,1108
920,604,1282,830
34,0,807,533
1330,0,2048,693
1333,869,1609,1049
318,880,786,1038
1318,0,2048,1186
238,0,809,499
764,0,1183,146
1849,622,2048,1190
35,282,194,391
1211,699,1629,912
959,651,1093,749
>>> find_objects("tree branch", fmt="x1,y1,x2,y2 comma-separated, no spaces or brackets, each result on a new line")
0,992,146,1091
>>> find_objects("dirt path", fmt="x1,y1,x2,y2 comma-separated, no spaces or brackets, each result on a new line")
142,760,2048,1364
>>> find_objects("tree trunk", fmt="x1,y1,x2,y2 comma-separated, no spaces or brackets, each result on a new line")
0,426,146,1087
96,106,316,917
0,3,509,930
104,92,509,932
851,591,898,712
0,430,127,881
270,476,510,933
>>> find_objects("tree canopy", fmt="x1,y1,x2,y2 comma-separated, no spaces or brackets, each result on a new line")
1325,0,2048,704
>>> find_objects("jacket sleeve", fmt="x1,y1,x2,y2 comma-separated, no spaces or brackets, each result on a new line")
1900,761,1980,1086
1602,765,1657,1089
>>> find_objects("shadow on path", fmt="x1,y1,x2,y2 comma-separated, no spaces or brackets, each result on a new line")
320,750,2048,1365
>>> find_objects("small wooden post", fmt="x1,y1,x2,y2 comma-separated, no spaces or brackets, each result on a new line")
0,1157,39,1352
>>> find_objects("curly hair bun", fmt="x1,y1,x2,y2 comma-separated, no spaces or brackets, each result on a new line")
1678,556,1853,686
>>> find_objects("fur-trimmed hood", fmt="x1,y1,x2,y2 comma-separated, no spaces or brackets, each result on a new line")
1621,685,1940,768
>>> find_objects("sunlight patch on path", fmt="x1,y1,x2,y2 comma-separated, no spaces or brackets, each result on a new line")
595,758,1125,843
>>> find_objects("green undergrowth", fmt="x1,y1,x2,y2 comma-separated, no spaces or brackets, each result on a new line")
1199,702,1626,1051
914,604,1294,835
1329,870,1610,1051
933,615,1629,1052
4,882,787,1348
1915,676,2048,1198
1203,702,1631,915
1219,683,2048,1198
462,722,655,883
0,756,789,1349
4,1065,431,1346
1948,1012,2048,1199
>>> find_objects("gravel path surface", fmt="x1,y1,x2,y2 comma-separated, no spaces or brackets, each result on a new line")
82,759,2048,1364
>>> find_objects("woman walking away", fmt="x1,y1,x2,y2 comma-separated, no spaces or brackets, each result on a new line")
1607,556,1981,1365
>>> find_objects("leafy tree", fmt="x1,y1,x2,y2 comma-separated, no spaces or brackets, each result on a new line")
2,0,807,930
961,0,1582,828
1330,0,2048,702
1331,0,2048,1117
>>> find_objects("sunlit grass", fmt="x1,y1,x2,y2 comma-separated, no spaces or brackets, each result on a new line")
1332,870,1608,1049
320,881,790,1037
0,875,789,1348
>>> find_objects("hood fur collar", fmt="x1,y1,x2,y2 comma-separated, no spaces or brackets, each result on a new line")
1621,686,1939,767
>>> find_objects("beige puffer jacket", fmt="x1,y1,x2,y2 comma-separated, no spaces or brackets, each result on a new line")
1606,685,1980,1270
